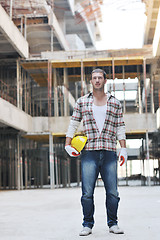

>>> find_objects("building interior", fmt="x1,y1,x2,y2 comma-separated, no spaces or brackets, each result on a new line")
0,0,160,190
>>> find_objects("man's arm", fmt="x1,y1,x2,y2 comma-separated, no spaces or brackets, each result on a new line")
118,139,127,166
119,139,126,148
65,98,82,156
65,137,72,146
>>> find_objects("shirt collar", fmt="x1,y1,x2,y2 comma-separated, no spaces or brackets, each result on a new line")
88,91,112,101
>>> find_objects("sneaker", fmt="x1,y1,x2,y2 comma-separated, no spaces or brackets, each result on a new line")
79,227,92,236
109,225,124,234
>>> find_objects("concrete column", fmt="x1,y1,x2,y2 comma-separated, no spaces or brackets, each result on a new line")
51,28,54,51
112,58,115,96
53,68,59,116
138,76,142,114
48,61,52,116
81,60,84,96
24,149,28,189
64,68,69,116
24,16,27,40
10,0,13,19
17,60,20,109
17,60,23,110
143,59,147,113
55,150,59,187
17,135,21,190
150,74,155,113
137,66,142,114
20,149,23,190
122,65,126,113
75,81,78,101
21,17,23,34
49,133,55,189
146,131,151,186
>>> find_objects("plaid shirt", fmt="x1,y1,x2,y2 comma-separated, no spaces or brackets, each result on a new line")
71,92,125,151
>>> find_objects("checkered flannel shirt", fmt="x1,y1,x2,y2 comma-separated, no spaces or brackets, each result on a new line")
70,92,125,151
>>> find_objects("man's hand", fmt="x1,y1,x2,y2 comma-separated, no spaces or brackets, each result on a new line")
119,148,127,166
65,145,80,157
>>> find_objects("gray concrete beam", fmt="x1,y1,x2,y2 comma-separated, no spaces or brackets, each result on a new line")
32,113,157,135
153,7,160,56
48,10,70,51
124,113,157,134
0,102,157,136
0,5,29,58
0,98,32,132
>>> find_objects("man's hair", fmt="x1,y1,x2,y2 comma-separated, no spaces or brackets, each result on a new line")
91,68,107,79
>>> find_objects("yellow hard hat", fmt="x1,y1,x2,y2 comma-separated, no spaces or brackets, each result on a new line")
71,136,87,152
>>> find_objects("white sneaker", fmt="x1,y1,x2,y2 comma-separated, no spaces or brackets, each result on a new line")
79,227,92,236
109,225,124,234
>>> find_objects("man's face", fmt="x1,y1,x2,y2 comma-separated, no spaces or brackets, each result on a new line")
90,72,107,91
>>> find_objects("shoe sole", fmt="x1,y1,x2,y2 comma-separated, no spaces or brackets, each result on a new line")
109,230,124,234
79,232,92,236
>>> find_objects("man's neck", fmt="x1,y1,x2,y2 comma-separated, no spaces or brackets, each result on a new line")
93,90,107,106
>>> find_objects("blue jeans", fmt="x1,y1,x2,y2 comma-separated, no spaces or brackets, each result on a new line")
80,150,120,229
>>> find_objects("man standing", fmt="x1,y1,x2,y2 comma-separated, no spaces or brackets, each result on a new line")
65,68,127,236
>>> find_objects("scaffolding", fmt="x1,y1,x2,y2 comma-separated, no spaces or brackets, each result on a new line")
0,54,159,189
0,0,160,189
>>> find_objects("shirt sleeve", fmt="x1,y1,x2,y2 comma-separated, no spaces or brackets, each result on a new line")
66,120,81,138
71,98,82,122
116,102,126,140
117,125,126,140
116,102,125,127
66,98,82,138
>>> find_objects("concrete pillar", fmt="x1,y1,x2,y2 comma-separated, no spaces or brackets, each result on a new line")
24,16,27,40
51,28,54,51
122,65,126,113
17,60,20,109
21,17,23,34
150,74,155,113
24,149,28,189
48,61,52,116
75,81,78,101
53,68,59,116
143,58,147,113
20,149,23,190
137,65,142,113
138,73,142,114
17,135,23,190
10,0,13,19
146,131,151,186
49,133,55,189
17,60,23,110
64,68,69,116
112,58,115,96
55,149,59,187
81,60,84,96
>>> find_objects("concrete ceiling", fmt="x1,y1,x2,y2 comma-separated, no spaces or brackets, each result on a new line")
0,4,29,58
144,0,160,45
0,31,19,58
27,24,62,55
143,0,160,89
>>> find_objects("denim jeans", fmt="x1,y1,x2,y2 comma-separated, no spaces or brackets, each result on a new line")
80,150,120,229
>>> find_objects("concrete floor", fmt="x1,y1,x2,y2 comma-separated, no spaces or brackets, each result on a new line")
0,186,159,240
